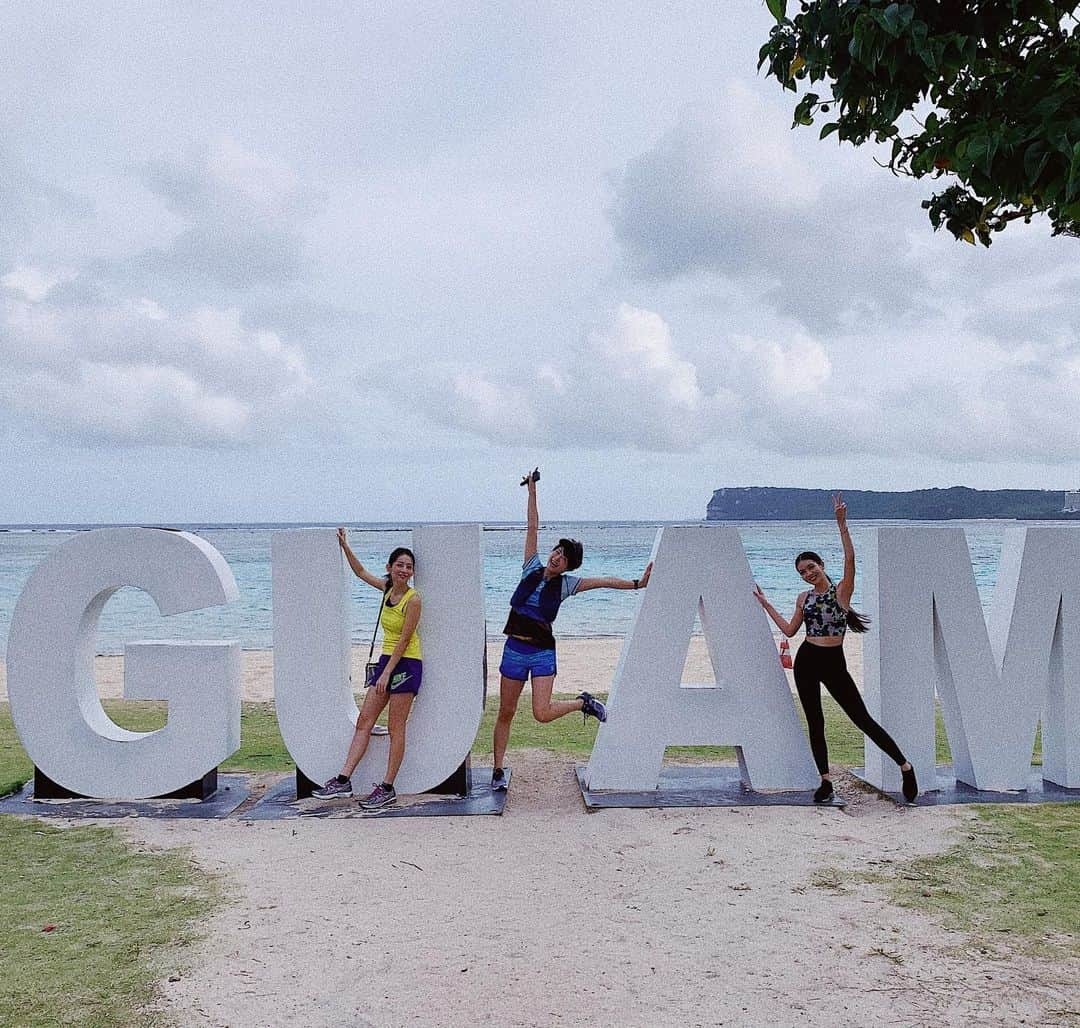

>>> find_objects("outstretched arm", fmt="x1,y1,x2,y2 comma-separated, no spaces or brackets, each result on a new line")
337,528,387,591
523,473,539,564
753,584,805,638
833,492,856,609
576,561,653,594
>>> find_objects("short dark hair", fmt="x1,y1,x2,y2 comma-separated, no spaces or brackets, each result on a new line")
557,537,583,572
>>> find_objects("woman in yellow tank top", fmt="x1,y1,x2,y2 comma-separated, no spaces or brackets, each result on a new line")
312,529,423,810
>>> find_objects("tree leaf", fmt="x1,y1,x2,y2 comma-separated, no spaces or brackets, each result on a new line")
758,0,1080,244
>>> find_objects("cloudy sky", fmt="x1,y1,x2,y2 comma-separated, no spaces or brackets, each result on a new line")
3,2,1079,524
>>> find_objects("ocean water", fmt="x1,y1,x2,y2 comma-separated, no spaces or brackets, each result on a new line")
0,520,1025,657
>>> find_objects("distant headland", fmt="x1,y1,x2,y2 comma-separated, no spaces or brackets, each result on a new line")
706,487,1080,521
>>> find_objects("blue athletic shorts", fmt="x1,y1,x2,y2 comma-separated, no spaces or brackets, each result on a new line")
499,637,557,681
368,655,423,694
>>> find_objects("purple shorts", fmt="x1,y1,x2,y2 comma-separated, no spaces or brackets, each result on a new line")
368,655,423,694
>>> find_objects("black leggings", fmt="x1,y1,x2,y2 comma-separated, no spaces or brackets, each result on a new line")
793,642,906,776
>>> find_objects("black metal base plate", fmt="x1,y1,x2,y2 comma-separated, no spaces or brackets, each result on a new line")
33,766,219,801
575,765,845,809
294,756,472,800
851,765,1080,806
245,768,509,819
0,773,251,819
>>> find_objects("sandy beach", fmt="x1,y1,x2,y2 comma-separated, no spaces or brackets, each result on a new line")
127,755,1079,1028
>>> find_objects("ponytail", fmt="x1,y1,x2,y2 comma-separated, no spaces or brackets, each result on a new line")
845,607,870,634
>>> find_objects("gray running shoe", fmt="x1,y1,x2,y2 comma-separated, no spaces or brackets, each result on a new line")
312,776,353,799
578,691,608,723
370,724,389,736
491,767,508,791
360,783,397,810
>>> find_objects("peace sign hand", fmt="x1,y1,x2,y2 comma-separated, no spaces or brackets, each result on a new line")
833,492,847,526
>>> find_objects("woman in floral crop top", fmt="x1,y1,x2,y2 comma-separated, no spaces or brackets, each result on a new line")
753,494,918,805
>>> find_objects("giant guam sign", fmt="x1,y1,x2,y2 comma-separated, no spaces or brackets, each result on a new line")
6,524,1080,801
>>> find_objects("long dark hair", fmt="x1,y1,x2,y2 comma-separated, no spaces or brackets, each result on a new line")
384,547,416,592
795,550,870,634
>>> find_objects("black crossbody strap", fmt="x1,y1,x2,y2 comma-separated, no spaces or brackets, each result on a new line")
368,579,391,662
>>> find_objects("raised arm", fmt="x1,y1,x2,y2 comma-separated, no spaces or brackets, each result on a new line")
374,594,422,693
753,584,806,638
833,492,856,609
337,527,387,590
576,561,653,594
523,471,539,564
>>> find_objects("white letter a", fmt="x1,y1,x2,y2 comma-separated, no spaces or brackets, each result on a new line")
585,526,817,792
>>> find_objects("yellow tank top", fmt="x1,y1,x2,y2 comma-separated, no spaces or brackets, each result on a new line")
380,586,422,659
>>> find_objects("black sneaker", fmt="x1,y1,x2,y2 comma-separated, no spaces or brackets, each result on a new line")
578,691,608,723
813,779,834,804
901,765,919,803
491,767,508,791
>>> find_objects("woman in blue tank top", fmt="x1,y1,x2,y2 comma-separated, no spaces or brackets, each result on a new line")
754,493,918,804
490,468,653,790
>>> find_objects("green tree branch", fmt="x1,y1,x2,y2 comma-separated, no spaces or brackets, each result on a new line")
759,0,1080,245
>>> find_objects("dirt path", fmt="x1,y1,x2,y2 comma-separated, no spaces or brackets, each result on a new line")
125,754,1080,1027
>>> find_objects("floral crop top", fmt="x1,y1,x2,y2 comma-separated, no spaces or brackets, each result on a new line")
802,583,848,637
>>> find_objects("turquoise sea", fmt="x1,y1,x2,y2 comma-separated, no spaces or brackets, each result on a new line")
0,520,1034,657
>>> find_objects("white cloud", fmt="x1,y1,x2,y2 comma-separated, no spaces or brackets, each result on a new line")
416,304,740,452
608,86,824,279
728,332,832,399
0,287,311,446
1,264,77,303
17,363,253,446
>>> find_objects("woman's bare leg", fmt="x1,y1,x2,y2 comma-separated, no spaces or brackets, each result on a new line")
530,675,583,723
341,688,390,778
493,675,526,770
384,692,415,785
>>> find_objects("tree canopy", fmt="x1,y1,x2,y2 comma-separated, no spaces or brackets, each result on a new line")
759,1,1080,245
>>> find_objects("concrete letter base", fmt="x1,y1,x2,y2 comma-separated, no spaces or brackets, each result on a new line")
294,755,473,800
0,770,513,820
242,767,509,819
851,765,1080,807
0,774,252,819
576,766,845,809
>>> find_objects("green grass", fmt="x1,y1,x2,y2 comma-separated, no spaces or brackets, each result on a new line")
868,805,1080,957
0,695,1044,794
0,815,218,1027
